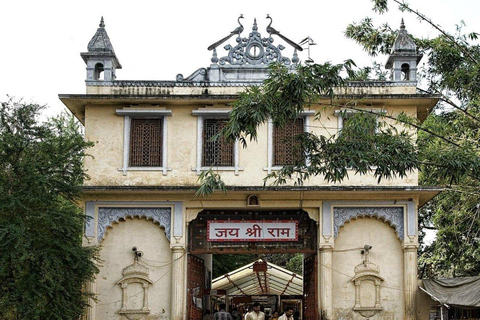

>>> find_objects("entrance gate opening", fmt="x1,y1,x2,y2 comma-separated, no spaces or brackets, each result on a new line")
188,210,318,320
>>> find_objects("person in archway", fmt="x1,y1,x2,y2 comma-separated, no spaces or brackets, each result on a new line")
246,302,265,320
204,309,213,320
270,310,280,320
278,307,294,320
213,304,232,320
231,307,241,320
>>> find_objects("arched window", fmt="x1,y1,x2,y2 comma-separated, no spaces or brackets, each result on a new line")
94,62,104,80
401,63,410,80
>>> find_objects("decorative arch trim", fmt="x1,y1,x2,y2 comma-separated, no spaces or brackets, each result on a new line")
98,207,171,242
333,206,404,241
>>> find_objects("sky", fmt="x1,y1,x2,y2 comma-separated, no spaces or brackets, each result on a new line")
1,0,479,119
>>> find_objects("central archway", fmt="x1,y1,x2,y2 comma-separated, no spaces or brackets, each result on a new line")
187,209,318,320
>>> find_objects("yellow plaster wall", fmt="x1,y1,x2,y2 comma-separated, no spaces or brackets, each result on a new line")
83,103,419,187
332,217,405,320
96,218,172,320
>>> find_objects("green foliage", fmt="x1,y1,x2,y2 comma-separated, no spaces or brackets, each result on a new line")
0,99,98,320
285,253,303,275
195,169,228,198
217,61,419,187
200,0,480,277
418,108,480,277
347,0,480,277
212,254,257,279
212,254,304,279
419,190,480,277
345,18,396,56
266,112,417,185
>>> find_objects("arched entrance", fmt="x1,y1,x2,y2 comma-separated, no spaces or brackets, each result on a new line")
187,209,318,320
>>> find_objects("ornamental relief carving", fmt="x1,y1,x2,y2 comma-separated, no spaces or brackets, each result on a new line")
117,261,153,320
97,207,171,242
333,207,404,241
352,253,384,318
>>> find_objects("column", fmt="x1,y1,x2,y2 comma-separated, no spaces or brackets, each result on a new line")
82,279,96,320
171,246,187,320
403,245,418,320
319,246,333,320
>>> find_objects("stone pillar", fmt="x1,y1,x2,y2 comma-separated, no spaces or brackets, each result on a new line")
171,246,187,320
319,246,333,320
403,245,418,320
82,279,96,320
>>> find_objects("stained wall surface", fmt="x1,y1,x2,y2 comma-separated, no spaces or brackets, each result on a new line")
96,218,172,320
332,217,405,320
83,103,419,187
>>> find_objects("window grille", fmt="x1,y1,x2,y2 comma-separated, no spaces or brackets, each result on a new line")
273,119,304,166
129,118,163,167
341,113,377,136
202,119,234,167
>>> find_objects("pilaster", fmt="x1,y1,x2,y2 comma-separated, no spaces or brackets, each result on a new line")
319,245,333,320
403,245,418,320
171,246,187,320
82,279,96,320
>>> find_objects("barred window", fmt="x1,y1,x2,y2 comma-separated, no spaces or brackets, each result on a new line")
339,112,377,136
129,118,163,167
273,119,304,166
202,119,234,167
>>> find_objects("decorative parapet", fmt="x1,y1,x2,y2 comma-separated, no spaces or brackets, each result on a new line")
85,79,418,87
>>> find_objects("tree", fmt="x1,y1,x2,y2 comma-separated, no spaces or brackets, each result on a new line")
0,99,98,320
199,0,480,277
346,0,480,277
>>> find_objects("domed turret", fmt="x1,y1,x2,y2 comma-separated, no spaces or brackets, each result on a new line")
80,17,121,82
385,19,422,82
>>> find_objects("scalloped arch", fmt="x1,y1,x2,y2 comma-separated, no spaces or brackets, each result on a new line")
98,207,171,242
333,207,404,241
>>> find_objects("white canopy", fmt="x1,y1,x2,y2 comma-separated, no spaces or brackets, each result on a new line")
211,259,303,296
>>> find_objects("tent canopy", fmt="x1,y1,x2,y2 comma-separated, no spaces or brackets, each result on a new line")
212,259,303,296
422,276,480,308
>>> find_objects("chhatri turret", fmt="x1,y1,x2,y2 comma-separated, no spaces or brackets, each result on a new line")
385,19,422,82
81,17,121,82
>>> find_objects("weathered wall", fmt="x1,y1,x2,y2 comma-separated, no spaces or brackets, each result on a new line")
416,279,436,320
85,84,418,95
95,218,172,320
83,103,419,187
332,217,405,320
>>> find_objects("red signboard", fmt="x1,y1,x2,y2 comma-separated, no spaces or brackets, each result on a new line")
207,220,298,242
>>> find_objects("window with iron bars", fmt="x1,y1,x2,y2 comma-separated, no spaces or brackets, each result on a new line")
273,119,304,166
129,118,163,167
202,119,234,167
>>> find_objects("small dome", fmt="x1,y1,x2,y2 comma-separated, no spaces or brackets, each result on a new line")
87,17,115,53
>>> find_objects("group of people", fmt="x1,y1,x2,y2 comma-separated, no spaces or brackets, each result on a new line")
204,303,297,320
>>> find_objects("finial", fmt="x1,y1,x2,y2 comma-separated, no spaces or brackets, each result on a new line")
400,18,405,30
253,18,258,32
292,49,299,64
99,16,105,28
211,48,218,63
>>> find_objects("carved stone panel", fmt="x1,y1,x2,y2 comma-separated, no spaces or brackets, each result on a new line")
333,207,404,241
351,258,384,318
98,207,171,242
117,261,153,320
